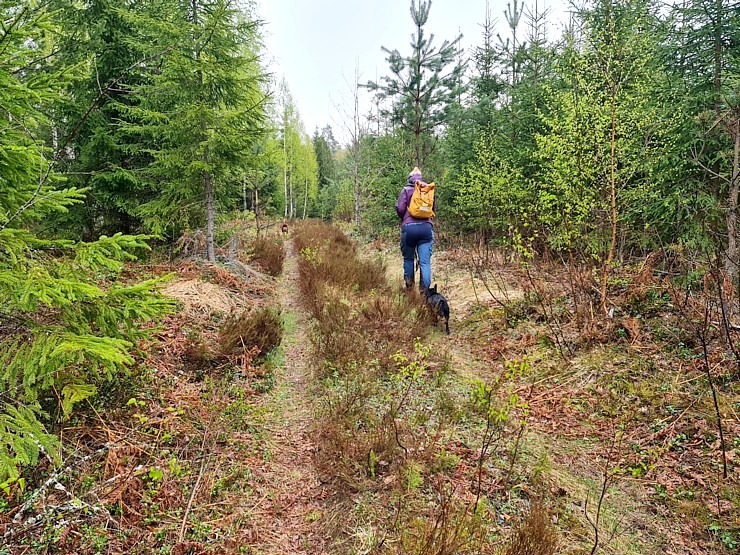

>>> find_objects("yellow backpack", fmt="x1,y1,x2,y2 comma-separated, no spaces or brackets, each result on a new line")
408,180,435,219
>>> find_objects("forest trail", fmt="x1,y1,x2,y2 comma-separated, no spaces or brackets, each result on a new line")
246,240,328,554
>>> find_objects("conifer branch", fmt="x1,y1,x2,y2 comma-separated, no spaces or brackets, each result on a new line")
0,48,171,233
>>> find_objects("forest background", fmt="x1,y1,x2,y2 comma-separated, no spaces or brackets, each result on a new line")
4,0,739,274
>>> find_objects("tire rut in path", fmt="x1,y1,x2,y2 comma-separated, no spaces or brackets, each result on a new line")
249,240,328,554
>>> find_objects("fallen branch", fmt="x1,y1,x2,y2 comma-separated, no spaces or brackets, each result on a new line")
10,443,113,526
178,429,210,543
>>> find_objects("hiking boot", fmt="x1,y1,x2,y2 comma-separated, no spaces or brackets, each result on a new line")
404,278,414,289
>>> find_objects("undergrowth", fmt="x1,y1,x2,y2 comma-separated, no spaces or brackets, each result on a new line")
451,242,740,554
218,306,283,360
250,235,286,277
292,221,549,554
0,239,286,554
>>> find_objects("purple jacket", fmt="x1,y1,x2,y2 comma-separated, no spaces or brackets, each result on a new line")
396,176,435,227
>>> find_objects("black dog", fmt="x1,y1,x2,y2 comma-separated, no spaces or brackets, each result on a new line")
424,284,450,334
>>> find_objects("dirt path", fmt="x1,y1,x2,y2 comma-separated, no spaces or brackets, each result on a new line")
244,242,510,553
247,241,328,554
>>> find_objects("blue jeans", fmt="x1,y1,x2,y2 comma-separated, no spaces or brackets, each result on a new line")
400,222,434,291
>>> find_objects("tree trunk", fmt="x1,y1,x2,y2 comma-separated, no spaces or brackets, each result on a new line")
353,65,362,226
255,187,259,217
600,87,618,315
353,134,360,226
414,16,422,168
511,18,517,87
354,158,360,226
254,187,260,237
205,170,215,262
713,0,723,116
303,171,308,219
242,175,247,212
191,0,215,262
283,126,288,218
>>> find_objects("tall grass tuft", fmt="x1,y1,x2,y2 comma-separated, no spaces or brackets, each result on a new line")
504,502,559,555
251,236,286,276
218,306,283,359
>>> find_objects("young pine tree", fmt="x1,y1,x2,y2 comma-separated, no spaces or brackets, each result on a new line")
366,0,466,169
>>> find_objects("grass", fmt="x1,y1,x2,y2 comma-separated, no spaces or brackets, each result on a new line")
503,502,560,555
0,243,287,555
436,245,740,554
9,222,738,554
218,306,284,360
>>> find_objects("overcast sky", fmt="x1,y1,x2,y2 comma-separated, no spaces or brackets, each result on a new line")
256,0,571,144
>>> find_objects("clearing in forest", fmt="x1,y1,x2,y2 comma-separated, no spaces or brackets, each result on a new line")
2,223,737,555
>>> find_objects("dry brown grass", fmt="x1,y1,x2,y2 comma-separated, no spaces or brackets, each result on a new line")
296,244,386,298
293,221,419,368
250,236,286,276
292,221,443,487
292,221,389,329
164,278,243,314
292,219,356,254
399,478,486,555
218,306,283,359
503,502,559,555
359,293,429,344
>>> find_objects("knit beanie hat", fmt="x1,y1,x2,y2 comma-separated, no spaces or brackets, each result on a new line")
408,167,422,182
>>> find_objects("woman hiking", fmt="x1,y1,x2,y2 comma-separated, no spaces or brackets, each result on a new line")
396,166,435,293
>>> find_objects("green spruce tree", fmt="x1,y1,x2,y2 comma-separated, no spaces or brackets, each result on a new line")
0,1,172,484
667,0,740,275
131,0,268,261
51,0,155,239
